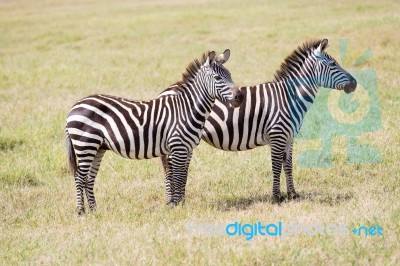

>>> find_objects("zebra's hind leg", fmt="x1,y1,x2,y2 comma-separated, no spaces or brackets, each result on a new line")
74,147,102,215
270,139,285,203
85,149,106,212
169,149,191,206
75,157,94,215
283,142,300,200
74,175,86,215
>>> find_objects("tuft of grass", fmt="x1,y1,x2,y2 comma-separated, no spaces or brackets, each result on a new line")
0,138,24,152
0,171,42,187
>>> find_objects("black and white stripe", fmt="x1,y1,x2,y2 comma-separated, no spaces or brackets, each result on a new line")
66,50,244,214
161,39,357,202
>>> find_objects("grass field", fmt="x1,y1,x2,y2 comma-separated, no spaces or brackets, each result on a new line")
1,0,400,264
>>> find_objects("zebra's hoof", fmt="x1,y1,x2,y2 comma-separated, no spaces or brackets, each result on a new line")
272,195,284,204
76,208,85,216
288,192,300,200
88,206,97,213
167,201,178,207
173,198,186,207
167,198,185,207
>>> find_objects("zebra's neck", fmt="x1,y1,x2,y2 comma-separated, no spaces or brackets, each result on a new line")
274,75,319,136
175,80,214,127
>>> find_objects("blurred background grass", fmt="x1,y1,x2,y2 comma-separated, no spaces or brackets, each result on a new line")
0,0,399,264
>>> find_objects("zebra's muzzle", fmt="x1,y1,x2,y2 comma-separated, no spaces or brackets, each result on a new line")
229,87,244,107
344,76,357,94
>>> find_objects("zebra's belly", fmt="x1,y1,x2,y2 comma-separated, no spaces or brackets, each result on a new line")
201,129,270,151
106,132,168,160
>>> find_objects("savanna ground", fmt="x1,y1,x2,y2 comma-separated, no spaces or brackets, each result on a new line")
1,0,399,264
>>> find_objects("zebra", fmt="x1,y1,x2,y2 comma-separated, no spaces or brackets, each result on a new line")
160,39,357,203
65,50,244,214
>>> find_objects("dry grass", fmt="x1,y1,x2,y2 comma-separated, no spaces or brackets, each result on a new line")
1,0,399,264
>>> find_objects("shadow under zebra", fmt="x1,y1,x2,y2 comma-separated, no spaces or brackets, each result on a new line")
210,190,354,211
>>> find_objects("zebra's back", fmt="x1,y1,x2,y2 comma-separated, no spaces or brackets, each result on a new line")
66,94,175,159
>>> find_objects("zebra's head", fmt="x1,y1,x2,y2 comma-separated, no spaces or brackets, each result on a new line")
313,38,357,93
204,50,244,107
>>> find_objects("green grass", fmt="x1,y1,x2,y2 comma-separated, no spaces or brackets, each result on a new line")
1,0,399,264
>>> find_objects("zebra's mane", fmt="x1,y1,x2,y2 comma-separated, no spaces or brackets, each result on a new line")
273,39,324,82
176,52,209,87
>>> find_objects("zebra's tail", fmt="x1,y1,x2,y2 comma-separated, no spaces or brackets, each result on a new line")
65,130,77,177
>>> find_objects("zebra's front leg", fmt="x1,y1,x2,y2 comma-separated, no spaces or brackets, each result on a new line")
169,149,191,206
283,142,299,200
270,140,285,203
181,151,193,200
163,151,192,205
161,155,174,205
185,151,193,173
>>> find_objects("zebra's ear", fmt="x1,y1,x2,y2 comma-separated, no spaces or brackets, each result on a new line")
320,38,329,51
206,51,216,66
216,49,230,65
314,38,329,55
